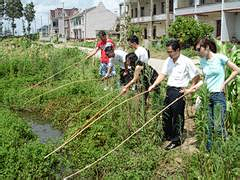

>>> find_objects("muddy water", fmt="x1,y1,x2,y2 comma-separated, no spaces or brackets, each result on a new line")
17,111,63,144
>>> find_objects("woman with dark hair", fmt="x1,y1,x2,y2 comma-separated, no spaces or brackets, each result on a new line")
192,38,240,151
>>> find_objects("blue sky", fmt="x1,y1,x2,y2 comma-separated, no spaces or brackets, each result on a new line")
3,0,123,35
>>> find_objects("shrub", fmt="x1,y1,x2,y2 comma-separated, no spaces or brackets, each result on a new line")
168,16,214,47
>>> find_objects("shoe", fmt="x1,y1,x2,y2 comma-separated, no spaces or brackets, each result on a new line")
164,141,181,150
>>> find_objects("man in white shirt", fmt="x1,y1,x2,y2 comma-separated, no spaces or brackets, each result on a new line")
104,46,132,86
121,35,150,94
148,39,200,150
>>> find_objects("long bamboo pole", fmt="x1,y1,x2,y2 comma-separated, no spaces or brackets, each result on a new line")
63,80,204,179
23,79,99,105
64,92,114,124
19,56,87,96
44,91,148,159
63,93,188,180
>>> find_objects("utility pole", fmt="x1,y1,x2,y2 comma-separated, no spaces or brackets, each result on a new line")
62,2,65,38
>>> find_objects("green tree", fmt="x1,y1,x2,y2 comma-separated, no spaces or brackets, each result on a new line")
5,0,23,35
168,16,214,47
0,0,4,17
24,2,35,35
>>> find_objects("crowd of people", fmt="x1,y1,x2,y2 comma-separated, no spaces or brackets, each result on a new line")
86,30,240,151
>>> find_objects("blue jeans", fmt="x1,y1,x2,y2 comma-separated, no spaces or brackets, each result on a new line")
99,63,116,77
207,92,227,151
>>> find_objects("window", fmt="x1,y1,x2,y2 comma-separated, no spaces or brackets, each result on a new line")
190,0,194,6
161,2,165,14
144,28,147,39
131,9,133,18
216,20,221,37
169,0,173,12
53,21,58,27
153,4,156,15
153,26,156,39
135,8,138,17
141,7,144,17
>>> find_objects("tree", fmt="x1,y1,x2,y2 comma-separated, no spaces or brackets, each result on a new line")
0,0,4,17
24,2,35,35
168,16,214,47
5,0,23,36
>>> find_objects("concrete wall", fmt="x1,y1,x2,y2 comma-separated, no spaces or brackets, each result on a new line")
234,13,240,40
198,13,221,37
222,12,236,41
85,3,117,39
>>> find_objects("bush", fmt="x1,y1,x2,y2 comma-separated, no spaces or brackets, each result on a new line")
168,16,214,47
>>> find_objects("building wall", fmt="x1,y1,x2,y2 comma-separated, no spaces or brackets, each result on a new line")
198,13,221,37
85,4,117,39
234,13,240,40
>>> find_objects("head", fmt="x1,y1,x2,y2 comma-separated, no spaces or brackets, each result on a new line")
104,45,115,58
98,31,107,42
125,52,138,67
127,35,139,49
194,38,217,58
166,39,181,60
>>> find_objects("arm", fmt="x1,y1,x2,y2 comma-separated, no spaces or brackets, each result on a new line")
221,61,240,91
123,61,128,76
86,47,99,59
148,73,165,92
181,75,201,94
121,65,143,94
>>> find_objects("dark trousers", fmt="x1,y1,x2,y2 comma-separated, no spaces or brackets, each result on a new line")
120,69,133,86
162,86,185,143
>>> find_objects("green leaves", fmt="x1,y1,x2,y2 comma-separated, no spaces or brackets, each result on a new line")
168,16,214,47
24,2,35,34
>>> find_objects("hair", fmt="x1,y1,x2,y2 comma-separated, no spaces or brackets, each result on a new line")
194,38,217,53
98,30,106,37
166,39,181,51
104,45,114,52
127,35,139,45
126,52,138,67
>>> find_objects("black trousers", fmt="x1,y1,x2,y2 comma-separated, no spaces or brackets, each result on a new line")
163,86,185,143
120,69,133,86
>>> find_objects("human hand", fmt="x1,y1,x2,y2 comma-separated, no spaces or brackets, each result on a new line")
120,86,128,95
148,85,155,92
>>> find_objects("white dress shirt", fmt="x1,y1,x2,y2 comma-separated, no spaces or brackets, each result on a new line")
161,54,199,87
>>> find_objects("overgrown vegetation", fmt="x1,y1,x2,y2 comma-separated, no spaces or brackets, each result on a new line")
0,37,239,179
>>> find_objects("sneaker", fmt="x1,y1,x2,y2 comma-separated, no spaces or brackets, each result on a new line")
164,141,181,150
104,86,109,91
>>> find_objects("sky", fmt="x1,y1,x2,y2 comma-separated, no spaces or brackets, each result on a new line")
3,0,123,35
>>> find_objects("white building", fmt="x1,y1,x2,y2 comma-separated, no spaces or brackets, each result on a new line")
120,0,240,42
69,2,118,40
50,8,78,39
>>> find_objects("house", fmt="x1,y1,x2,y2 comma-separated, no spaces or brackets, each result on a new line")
49,8,78,39
37,25,49,36
120,0,240,43
69,2,118,40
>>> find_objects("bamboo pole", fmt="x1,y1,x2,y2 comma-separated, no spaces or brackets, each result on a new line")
63,93,188,180
44,92,122,159
19,56,87,96
44,91,148,159
64,92,114,124
23,79,99,105
63,80,204,179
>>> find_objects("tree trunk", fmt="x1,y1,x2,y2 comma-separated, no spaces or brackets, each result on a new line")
12,18,15,36
27,22,31,35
